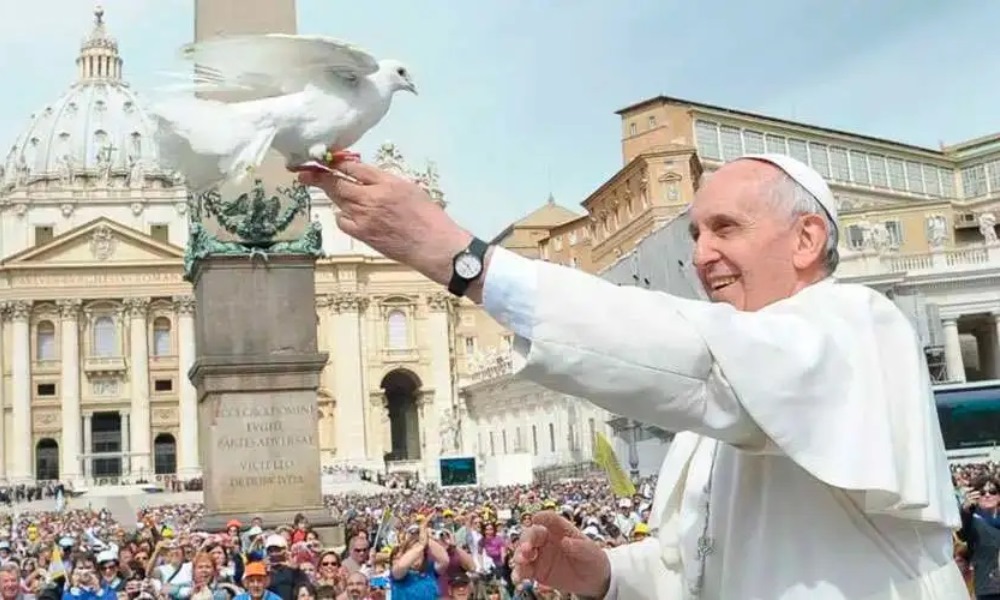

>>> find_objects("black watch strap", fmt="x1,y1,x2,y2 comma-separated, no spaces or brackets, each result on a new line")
448,237,489,297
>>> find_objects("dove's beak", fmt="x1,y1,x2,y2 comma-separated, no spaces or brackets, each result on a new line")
405,83,418,96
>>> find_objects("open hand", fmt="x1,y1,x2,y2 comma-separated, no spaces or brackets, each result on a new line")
512,511,611,597
298,162,471,286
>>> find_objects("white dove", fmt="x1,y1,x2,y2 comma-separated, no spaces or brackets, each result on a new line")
150,34,417,192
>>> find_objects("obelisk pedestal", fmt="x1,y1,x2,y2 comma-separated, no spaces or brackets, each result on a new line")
190,255,341,545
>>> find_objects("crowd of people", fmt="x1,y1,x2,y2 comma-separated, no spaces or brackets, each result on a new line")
0,476,656,600
0,463,986,600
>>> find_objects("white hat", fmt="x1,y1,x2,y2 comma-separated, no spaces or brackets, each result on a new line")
738,153,839,228
96,550,118,564
264,534,287,549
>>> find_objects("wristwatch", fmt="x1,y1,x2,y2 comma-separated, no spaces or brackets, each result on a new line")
448,237,489,297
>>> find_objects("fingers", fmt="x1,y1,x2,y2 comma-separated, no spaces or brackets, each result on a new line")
334,210,359,238
332,160,383,184
529,511,583,538
510,525,545,583
298,171,369,208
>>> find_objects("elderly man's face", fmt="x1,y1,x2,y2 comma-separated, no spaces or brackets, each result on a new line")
690,160,827,311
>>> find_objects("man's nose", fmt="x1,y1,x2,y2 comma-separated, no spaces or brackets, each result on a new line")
692,235,720,269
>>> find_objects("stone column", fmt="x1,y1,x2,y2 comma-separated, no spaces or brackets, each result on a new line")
82,413,93,480
174,296,200,478
9,301,32,482
424,293,456,483
329,293,368,463
992,312,1000,380
121,412,131,475
0,306,7,483
57,299,83,484
124,297,152,478
942,317,966,383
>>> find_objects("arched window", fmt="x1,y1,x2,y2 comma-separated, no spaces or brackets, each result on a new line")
153,433,177,475
152,317,171,356
36,320,56,361
35,438,59,481
386,310,408,349
93,316,116,357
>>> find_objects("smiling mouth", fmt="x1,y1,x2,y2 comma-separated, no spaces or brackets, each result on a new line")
708,276,739,292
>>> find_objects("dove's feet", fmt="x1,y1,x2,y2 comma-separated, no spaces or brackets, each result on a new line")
323,149,361,165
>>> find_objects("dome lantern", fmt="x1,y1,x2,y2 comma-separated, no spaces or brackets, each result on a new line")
76,5,123,84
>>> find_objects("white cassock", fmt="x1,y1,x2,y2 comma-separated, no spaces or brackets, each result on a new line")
482,248,966,600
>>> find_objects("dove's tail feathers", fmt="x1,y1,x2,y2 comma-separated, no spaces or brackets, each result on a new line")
224,127,278,185
149,97,267,192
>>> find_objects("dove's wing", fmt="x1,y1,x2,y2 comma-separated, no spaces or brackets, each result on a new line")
179,34,380,99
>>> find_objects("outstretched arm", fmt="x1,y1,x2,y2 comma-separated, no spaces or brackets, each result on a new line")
481,247,765,449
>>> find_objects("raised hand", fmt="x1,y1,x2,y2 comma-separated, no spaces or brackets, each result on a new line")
511,511,611,598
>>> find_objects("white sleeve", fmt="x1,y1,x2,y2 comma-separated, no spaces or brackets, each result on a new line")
482,246,537,339
602,539,670,600
481,247,765,448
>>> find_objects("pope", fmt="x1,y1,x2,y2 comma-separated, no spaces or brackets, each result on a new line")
300,153,966,599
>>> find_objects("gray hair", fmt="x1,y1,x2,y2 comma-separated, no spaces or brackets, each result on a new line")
696,169,840,274
767,172,839,274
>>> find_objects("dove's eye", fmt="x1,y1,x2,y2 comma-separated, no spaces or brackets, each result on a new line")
396,68,407,77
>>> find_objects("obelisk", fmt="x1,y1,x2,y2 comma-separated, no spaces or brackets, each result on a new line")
190,0,339,544
193,0,308,243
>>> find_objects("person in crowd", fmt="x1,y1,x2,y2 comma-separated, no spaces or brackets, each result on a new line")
338,537,367,578
435,530,475,598
388,523,449,599
310,553,340,591
62,557,110,600
299,153,966,598
261,537,307,600
232,564,277,600
959,478,1000,599
336,573,368,600
95,551,123,594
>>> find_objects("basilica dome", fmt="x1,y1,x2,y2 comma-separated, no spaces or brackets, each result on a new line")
0,7,172,193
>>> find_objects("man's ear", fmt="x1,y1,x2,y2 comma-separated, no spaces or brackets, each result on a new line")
792,214,829,270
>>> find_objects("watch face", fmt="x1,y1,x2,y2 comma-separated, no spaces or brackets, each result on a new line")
455,253,483,279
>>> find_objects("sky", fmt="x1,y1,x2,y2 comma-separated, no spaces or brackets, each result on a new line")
0,0,996,239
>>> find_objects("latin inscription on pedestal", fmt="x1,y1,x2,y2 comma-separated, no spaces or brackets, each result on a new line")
208,391,322,514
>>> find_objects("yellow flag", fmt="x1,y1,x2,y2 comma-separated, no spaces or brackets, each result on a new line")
593,432,636,497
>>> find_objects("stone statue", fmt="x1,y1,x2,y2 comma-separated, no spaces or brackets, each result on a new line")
639,169,649,206
978,212,998,244
14,155,29,186
926,215,948,249
374,142,407,174
414,161,445,206
851,218,873,251
95,143,115,186
869,223,891,252
58,154,76,187
126,155,145,189
438,407,459,454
